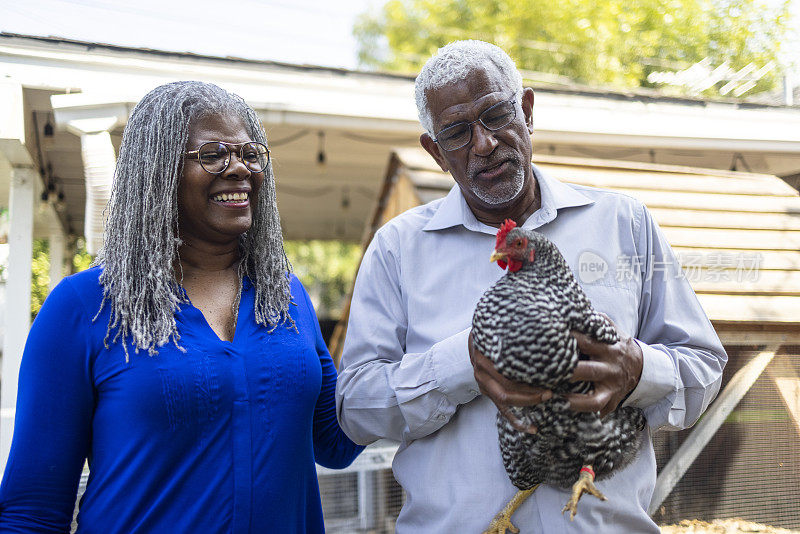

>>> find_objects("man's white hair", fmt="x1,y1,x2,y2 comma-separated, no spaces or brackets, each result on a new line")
415,40,524,136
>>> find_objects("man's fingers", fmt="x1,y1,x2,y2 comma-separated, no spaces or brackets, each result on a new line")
565,386,619,416
469,334,553,412
470,342,506,379
570,360,611,382
599,401,617,419
471,348,553,405
564,388,613,413
478,374,552,406
472,353,501,376
571,329,613,356
567,317,637,416
570,330,593,351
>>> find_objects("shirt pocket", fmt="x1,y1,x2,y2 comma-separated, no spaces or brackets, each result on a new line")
582,282,640,338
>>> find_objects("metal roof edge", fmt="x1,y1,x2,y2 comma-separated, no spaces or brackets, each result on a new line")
0,32,416,82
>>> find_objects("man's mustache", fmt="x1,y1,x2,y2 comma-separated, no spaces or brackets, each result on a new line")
468,153,521,180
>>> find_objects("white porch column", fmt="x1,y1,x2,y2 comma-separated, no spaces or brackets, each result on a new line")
67,118,118,255
49,230,66,292
1,166,36,469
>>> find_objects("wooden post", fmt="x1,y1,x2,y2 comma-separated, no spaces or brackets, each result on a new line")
648,347,778,515
0,166,35,474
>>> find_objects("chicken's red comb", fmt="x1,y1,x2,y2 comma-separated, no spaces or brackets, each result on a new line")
495,219,517,249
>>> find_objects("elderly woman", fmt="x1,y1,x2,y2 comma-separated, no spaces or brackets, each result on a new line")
0,81,362,532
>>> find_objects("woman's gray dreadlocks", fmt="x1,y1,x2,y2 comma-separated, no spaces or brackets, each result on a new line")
94,81,294,358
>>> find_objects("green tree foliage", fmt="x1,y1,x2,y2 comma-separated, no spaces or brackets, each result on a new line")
283,240,362,319
355,0,792,96
28,238,94,318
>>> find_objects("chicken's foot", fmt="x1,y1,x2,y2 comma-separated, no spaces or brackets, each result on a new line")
562,465,606,521
483,485,538,534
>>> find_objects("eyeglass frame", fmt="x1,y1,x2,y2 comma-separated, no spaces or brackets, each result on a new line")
430,92,520,152
183,141,270,175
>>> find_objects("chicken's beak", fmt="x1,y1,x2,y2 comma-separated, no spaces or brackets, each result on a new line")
490,250,507,263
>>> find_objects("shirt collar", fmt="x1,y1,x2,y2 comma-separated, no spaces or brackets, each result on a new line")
422,183,483,232
422,163,594,233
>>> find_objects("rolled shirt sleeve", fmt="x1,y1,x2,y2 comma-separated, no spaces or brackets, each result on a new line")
622,203,727,431
336,229,479,445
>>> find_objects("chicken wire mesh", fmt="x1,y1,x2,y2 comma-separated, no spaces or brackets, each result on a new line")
317,440,404,534
652,347,800,531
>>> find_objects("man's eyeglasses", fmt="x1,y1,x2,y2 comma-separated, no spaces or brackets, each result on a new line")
432,93,519,152
183,141,270,174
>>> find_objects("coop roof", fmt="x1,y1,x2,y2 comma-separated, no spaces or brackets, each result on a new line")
364,148,800,343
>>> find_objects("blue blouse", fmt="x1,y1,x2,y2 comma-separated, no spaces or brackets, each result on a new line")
0,266,362,533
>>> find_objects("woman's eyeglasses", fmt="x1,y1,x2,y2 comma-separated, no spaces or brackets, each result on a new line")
183,141,270,174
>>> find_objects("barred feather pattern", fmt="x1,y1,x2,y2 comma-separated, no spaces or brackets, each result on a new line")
471,228,646,490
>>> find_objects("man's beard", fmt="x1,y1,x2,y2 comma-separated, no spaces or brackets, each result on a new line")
466,158,525,205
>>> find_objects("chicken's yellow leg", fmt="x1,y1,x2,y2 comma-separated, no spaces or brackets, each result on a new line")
562,465,606,521
483,485,538,534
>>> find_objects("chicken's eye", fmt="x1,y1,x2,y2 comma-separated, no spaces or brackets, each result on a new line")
513,239,523,247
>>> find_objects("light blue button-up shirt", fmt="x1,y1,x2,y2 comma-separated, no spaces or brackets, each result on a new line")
336,165,727,533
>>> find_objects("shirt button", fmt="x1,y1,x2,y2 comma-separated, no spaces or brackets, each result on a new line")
469,389,479,396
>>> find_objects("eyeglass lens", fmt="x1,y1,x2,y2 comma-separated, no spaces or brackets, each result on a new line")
436,98,517,151
198,142,269,174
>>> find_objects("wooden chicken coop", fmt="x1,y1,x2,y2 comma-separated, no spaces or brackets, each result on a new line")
330,148,800,530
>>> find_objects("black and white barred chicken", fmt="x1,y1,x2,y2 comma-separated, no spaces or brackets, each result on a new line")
471,220,646,534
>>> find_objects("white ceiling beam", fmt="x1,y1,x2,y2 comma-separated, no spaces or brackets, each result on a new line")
51,96,131,133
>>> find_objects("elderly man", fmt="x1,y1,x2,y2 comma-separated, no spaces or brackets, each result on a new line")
336,40,726,533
